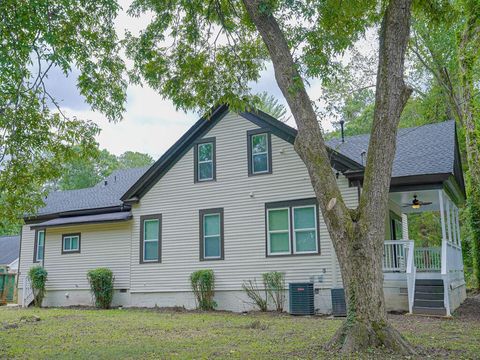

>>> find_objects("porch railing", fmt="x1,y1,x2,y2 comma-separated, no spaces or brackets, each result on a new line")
383,240,411,272
22,276,34,308
414,247,441,272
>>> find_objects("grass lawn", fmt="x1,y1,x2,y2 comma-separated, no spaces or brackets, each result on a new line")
1,298,479,359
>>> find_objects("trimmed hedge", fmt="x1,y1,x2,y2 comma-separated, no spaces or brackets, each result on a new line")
87,268,114,309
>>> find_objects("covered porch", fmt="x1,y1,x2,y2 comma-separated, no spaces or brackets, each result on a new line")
382,188,465,316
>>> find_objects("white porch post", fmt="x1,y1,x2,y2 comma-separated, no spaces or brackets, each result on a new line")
446,199,452,243
438,190,451,316
401,213,409,240
455,207,461,246
452,204,458,246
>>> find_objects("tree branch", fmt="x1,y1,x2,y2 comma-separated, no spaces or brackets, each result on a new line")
241,0,352,239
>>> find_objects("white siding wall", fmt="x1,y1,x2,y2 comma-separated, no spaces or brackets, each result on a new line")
130,112,359,294
43,223,132,290
18,222,131,297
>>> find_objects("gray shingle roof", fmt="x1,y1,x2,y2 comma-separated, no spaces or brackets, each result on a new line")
0,235,20,265
34,120,458,218
36,167,149,216
327,121,456,178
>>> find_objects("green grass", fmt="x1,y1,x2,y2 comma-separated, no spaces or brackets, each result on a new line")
0,307,478,359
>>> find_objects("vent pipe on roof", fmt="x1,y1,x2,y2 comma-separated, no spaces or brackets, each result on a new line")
104,180,108,186
339,120,345,143
360,150,366,166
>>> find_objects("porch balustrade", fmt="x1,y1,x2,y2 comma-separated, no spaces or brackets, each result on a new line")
414,247,441,272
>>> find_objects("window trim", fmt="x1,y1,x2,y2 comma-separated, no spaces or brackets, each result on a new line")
265,198,320,257
292,205,319,254
199,208,224,261
61,233,81,254
247,129,272,176
389,211,403,240
266,207,291,256
139,214,162,264
194,137,216,183
33,229,45,263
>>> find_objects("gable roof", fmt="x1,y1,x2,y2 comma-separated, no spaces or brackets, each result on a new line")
0,235,20,265
31,167,148,219
121,105,363,202
29,106,464,219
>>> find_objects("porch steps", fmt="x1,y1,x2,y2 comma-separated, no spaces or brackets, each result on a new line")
412,279,447,316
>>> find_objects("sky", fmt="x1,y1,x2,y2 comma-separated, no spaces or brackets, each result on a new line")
44,1,367,159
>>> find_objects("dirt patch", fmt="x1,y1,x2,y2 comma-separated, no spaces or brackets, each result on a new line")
453,292,480,320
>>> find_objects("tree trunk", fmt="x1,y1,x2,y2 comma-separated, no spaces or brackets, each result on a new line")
242,0,415,354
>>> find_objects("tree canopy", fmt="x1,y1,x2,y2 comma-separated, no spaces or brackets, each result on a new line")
0,0,127,226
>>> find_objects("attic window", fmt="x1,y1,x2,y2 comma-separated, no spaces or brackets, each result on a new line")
194,138,216,182
247,129,272,176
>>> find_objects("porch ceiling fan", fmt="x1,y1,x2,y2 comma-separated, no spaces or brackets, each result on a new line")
402,195,432,209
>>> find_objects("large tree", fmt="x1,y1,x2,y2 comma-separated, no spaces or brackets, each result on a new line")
126,0,415,353
410,0,480,288
0,0,126,226
57,148,154,190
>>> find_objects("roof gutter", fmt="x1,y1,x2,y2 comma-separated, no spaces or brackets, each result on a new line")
24,205,130,224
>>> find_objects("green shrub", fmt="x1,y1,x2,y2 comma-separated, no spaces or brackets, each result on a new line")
87,268,114,309
263,271,286,312
28,266,48,307
190,269,216,310
242,279,267,311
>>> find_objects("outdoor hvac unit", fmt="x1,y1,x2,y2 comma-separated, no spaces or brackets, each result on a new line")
289,283,314,315
331,288,347,317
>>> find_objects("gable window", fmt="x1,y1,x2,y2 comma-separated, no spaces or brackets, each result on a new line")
34,229,45,262
248,130,272,176
140,214,162,263
266,199,319,256
62,233,81,254
194,138,216,182
200,208,224,260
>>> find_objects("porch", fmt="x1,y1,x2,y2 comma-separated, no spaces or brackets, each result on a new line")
382,189,465,316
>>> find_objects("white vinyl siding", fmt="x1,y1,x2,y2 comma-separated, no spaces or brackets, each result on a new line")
130,111,359,293
18,222,132,295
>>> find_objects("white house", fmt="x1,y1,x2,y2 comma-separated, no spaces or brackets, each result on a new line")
18,105,467,315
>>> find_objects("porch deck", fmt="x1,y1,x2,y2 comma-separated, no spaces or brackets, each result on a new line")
382,189,465,316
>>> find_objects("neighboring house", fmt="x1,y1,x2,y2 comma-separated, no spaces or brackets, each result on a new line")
0,235,20,273
18,105,466,316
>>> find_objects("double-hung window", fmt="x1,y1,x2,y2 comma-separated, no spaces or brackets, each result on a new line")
140,214,161,263
34,229,45,262
248,130,271,176
62,233,81,254
292,206,318,253
194,138,216,182
200,208,224,260
266,199,319,256
267,208,291,255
